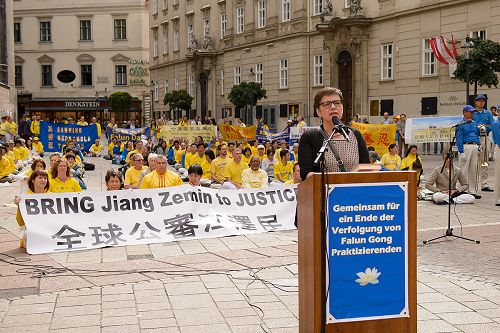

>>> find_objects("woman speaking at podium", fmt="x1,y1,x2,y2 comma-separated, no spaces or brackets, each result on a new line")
298,87,369,180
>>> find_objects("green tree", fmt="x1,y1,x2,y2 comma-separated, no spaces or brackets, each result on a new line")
163,90,193,116
228,82,267,113
108,92,133,113
454,38,500,96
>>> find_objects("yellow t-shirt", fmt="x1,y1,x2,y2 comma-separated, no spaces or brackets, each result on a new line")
380,153,402,171
5,155,16,173
107,143,115,154
223,160,248,186
241,168,268,188
77,121,88,126
125,149,141,164
12,147,22,161
241,155,251,166
401,154,421,170
175,149,185,163
140,170,183,189
90,144,103,153
0,157,11,177
30,121,40,135
184,152,197,170
92,123,101,137
19,147,30,160
189,154,211,177
292,151,299,162
274,161,293,182
33,141,44,153
125,166,147,187
6,122,16,135
49,177,82,193
210,156,230,182
250,146,258,156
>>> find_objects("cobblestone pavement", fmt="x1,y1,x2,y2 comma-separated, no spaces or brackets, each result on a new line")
0,154,499,332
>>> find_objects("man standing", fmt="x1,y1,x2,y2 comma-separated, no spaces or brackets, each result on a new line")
5,117,16,142
242,156,268,189
396,114,407,157
380,112,394,124
77,116,88,126
473,94,495,192
90,117,101,138
30,115,41,137
491,117,500,206
457,105,481,198
140,155,183,188
0,117,7,143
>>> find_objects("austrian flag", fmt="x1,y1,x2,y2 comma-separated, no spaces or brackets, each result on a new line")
429,35,459,65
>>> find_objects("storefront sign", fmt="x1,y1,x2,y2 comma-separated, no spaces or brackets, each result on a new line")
326,183,408,323
64,101,101,109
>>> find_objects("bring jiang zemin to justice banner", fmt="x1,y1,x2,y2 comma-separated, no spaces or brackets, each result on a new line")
19,185,298,254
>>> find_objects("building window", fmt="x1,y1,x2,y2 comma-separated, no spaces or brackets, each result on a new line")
114,19,127,40
152,0,158,15
173,28,179,51
115,65,127,86
40,21,51,42
15,65,23,87
313,0,323,15
41,65,52,86
255,63,263,84
154,81,159,101
282,0,291,22
279,59,288,88
162,0,167,10
221,70,224,95
187,24,194,48
220,13,227,39
470,29,487,41
234,67,241,84
164,80,168,95
81,65,93,86
204,19,210,37
80,20,91,41
345,0,352,8
172,0,179,5
314,55,323,86
236,6,244,34
14,22,21,43
257,0,266,29
188,75,195,97
422,39,436,76
174,76,180,90
153,34,158,57
163,28,168,54
381,43,393,80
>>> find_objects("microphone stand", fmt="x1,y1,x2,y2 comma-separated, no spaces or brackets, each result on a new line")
423,128,480,245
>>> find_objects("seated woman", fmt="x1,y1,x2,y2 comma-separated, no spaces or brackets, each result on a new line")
105,169,124,191
49,158,82,193
15,170,50,248
65,153,87,190
241,147,252,166
380,144,401,171
401,145,423,176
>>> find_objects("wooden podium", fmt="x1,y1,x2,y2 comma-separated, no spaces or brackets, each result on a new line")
297,172,417,333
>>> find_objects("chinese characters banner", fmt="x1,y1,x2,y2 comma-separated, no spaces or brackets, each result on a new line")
404,116,462,144
40,122,99,153
159,125,217,143
19,185,297,254
219,124,258,141
351,122,397,158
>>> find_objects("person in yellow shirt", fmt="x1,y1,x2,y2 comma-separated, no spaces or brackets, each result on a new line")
222,148,249,189
125,153,147,189
241,148,252,166
0,147,14,182
227,142,235,159
107,138,116,156
188,143,210,178
210,143,230,187
125,141,144,164
30,115,41,136
32,137,44,157
49,159,82,192
184,143,198,169
89,139,103,157
90,117,102,137
175,142,186,164
380,144,401,171
5,116,17,142
77,116,88,126
0,117,7,142
275,140,288,162
241,156,268,189
256,144,267,162
140,155,183,188
285,163,301,185
401,145,422,172
273,149,293,183
250,140,259,156
178,116,188,126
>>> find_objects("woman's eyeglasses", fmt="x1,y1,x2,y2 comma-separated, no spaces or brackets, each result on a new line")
320,100,343,108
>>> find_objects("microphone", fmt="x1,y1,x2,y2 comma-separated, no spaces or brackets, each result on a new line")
452,119,472,127
332,116,350,142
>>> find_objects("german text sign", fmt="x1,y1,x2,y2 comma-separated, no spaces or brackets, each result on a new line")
326,183,408,323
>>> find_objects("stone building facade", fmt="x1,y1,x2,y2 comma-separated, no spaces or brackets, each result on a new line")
14,0,150,125
1,0,17,120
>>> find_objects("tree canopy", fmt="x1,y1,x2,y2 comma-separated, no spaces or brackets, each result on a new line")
108,92,132,112
163,90,193,113
228,82,267,112
454,38,500,93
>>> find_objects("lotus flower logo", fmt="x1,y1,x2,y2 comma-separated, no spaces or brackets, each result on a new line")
355,267,381,286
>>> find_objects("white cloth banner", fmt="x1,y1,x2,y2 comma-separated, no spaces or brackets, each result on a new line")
19,185,298,254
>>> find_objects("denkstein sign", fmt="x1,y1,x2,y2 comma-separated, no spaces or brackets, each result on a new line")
64,101,101,108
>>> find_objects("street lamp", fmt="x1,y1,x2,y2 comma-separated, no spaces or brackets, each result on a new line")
461,37,474,105
150,80,155,122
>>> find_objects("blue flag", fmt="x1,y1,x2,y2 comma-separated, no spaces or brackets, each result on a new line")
40,122,99,153
106,127,151,142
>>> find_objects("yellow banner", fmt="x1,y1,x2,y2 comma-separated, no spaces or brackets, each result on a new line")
159,125,217,143
219,124,257,141
351,122,397,157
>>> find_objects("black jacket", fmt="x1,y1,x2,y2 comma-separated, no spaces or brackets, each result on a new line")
298,125,370,180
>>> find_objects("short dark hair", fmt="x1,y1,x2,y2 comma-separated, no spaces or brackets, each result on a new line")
105,169,124,189
188,164,203,176
173,139,180,145
388,143,397,151
280,149,289,159
313,87,343,110
204,149,215,160
28,170,50,193
292,162,300,172
197,143,205,149
31,158,46,171
65,153,76,161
